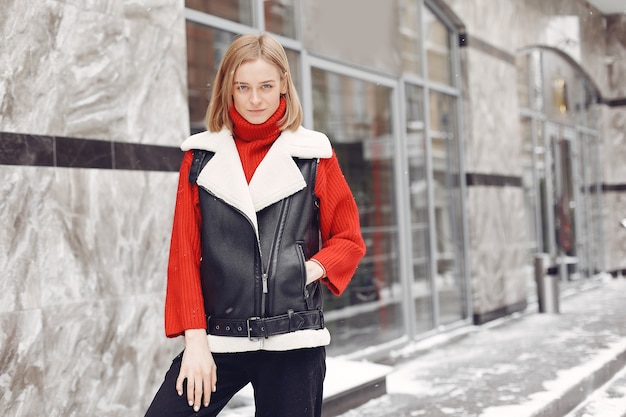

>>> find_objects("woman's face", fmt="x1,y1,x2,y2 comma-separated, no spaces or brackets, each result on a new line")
232,58,287,125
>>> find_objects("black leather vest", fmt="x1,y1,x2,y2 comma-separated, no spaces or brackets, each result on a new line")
189,150,323,330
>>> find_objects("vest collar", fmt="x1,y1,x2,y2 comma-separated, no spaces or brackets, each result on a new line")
181,127,332,236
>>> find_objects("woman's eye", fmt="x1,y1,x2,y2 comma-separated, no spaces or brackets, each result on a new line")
261,84,273,89
236,85,248,91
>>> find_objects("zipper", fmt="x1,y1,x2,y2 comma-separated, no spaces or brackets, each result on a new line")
260,199,289,317
260,272,269,314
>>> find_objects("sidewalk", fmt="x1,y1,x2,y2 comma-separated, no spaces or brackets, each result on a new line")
334,275,626,417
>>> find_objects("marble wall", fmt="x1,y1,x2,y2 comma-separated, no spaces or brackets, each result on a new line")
0,1,187,416
461,44,529,317
0,0,189,143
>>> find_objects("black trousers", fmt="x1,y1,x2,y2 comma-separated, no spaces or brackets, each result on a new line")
145,347,326,417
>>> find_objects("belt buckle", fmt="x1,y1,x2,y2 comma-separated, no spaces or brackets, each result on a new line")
247,317,261,340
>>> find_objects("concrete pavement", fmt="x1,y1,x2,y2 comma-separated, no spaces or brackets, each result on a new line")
334,275,626,417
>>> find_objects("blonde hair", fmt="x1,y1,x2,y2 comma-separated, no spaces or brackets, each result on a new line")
206,33,303,132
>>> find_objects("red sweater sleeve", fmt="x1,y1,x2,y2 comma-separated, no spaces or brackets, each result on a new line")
164,151,206,338
312,151,366,295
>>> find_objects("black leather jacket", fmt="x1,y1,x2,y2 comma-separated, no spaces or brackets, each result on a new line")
189,151,324,337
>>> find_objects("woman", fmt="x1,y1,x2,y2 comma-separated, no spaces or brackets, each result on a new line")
145,33,365,417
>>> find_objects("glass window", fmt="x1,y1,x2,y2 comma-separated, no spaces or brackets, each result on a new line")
530,51,544,112
186,0,254,26
429,91,465,325
577,134,591,277
424,6,452,85
311,67,403,355
541,50,577,123
186,23,236,134
572,77,599,129
264,0,297,38
400,0,423,76
583,80,598,129
284,47,300,94
588,134,602,273
405,83,433,332
516,54,530,110
520,117,538,256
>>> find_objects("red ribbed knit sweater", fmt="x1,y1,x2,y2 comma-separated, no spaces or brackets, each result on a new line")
164,100,366,337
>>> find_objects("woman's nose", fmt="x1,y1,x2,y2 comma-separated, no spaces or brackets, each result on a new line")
250,89,261,104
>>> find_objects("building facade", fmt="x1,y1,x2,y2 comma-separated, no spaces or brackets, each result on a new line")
1,0,625,415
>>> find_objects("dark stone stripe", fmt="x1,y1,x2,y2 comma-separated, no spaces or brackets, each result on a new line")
601,97,626,107
55,135,113,169
0,132,182,172
460,34,516,65
473,300,527,325
603,183,626,192
0,133,55,166
466,172,523,187
113,142,183,172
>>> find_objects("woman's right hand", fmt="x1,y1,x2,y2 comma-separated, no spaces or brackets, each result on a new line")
176,328,217,412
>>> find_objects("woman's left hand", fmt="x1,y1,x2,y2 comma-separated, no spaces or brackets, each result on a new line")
305,260,325,285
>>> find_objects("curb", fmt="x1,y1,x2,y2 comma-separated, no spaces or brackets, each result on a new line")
534,346,626,417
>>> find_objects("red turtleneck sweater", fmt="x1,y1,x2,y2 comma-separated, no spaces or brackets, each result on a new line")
164,101,366,337
230,97,285,183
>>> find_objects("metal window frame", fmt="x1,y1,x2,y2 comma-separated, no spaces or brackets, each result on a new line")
422,0,471,329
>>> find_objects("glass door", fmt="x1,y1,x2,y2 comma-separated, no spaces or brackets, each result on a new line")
545,123,579,281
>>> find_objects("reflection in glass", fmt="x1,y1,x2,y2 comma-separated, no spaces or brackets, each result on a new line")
186,23,235,134
541,50,577,123
530,51,544,112
185,0,253,26
428,91,465,325
520,117,538,256
577,135,591,277
588,134,603,273
264,0,297,38
549,131,578,279
400,0,422,76
311,68,403,355
516,55,530,110
582,80,598,129
424,6,452,85
405,84,433,332
284,48,300,94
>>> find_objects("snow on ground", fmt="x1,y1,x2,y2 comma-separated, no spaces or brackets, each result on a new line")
564,363,626,417
480,337,626,417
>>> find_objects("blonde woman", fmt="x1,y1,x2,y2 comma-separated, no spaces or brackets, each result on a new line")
145,33,365,417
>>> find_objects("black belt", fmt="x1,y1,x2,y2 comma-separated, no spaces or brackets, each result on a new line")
207,309,324,339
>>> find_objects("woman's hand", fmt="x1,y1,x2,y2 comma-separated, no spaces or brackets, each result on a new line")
176,329,217,412
305,260,325,285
